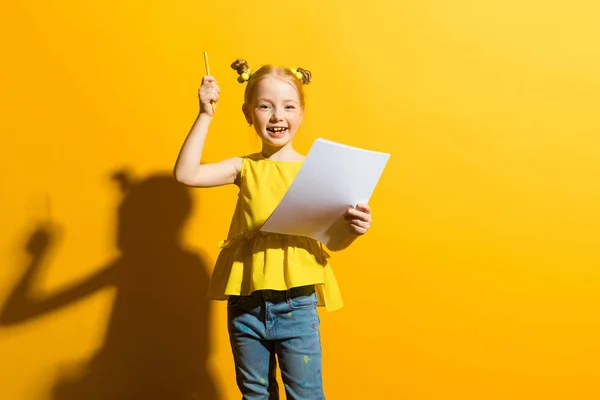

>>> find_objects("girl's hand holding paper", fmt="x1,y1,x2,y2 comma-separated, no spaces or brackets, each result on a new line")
259,138,389,250
345,203,372,236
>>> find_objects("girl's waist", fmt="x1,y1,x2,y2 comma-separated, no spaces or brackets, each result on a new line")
229,285,316,301
219,229,314,249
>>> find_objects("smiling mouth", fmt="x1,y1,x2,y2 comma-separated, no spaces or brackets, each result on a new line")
267,127,288,136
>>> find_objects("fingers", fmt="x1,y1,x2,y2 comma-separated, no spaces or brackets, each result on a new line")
349,219,370,229
198,75,220,115
346,219,369,236
201,75,220,93
198,85,220,97
199,76,220,103
345,203,372,236
199,92,219,111
345,206,371,223
201,90,219,103
355,203,371,213
202,75,216,84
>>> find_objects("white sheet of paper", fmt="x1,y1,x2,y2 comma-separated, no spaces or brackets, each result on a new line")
260,138,390,249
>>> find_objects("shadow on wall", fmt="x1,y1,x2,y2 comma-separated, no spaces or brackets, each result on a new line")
0,170,221,400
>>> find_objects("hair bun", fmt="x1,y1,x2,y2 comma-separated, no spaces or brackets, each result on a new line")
231,59,252,83
231,59,248,74
111,169,136,193
296,67,312,85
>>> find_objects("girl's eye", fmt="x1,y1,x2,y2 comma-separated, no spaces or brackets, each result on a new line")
285,105,296,109
258,104,270,109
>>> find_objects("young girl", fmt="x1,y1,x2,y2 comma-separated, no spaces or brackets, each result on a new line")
174,58,372,399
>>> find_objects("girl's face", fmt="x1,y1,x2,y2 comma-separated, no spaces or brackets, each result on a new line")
244,76,304,148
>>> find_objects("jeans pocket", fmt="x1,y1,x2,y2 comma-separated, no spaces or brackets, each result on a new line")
288,292,318,310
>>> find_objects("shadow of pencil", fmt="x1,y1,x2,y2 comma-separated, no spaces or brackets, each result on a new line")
0,170,221,399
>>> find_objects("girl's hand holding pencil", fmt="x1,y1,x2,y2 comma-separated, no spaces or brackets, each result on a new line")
198,75,220,117
199,51,219,117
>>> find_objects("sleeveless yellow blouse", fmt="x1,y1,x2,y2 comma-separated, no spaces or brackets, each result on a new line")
207,153,343,311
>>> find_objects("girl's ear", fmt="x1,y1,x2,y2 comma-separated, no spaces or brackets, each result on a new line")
242,103,252,126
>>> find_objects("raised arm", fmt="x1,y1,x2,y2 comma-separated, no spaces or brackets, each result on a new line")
173,76,242,188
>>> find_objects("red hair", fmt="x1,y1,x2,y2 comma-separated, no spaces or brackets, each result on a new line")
231,59,312,108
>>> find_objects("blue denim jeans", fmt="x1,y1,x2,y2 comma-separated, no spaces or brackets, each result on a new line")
227,285,325,400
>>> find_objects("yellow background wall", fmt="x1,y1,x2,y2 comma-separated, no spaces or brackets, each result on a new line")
2,0,599,398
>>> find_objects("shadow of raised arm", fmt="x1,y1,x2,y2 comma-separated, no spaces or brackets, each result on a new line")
0,223,114,326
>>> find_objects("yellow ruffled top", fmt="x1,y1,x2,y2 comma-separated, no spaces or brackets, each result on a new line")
207,153,343,311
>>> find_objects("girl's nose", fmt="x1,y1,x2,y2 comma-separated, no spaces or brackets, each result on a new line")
271,109,283,121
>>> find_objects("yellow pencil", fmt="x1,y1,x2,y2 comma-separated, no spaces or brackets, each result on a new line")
203,51,215,113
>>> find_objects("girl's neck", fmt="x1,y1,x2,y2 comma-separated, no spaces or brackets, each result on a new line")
261,142,304,161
